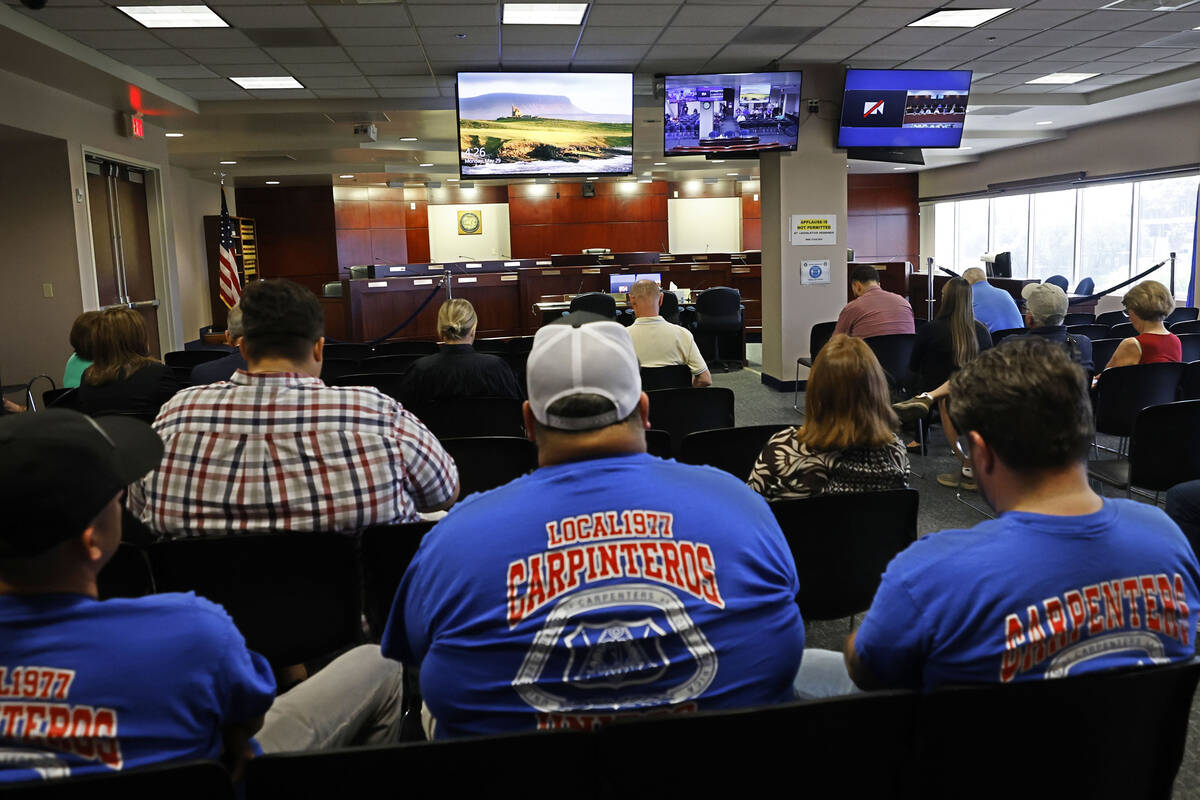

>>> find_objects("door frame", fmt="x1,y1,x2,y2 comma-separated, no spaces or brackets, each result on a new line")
79,145,181,355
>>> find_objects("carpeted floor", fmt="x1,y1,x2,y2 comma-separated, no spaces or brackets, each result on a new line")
712,352,1200,797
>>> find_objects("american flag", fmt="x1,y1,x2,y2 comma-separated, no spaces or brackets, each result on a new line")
217,186,242,308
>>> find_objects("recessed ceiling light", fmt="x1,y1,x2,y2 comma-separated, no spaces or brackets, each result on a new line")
400,137,418,142
726,172,740,176
908,8,1011,27
1025,73,1100,85
265,180,280,185
638,178,653,183
893,166,907,170
710,160,725,164
165,132,184,138
959,146,973,150
653,162,666,166
586,176,599,180
231,76,304,89
419,163,434,167
339,174,354,179
447,178,459,182
503,3,587,24
117,5,228,28
219,160,237,165
1035,120,1054,125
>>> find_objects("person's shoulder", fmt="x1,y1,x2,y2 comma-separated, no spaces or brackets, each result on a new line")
102,592,240,641
887,519,1006,577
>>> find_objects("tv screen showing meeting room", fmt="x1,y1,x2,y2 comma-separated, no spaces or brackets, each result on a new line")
663,72,802,156
456,72,633,178
837,69,972,149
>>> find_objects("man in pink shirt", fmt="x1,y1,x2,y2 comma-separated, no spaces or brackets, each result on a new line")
834,266,915,338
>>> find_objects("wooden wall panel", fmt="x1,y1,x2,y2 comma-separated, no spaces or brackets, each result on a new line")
235,185,339,293
509,181,670,259
337,229,371,272
845,173,919,265
371,228,408,264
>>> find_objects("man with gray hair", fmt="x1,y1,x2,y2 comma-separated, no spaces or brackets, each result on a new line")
963,267,1022,333
1018,283,1094,374
626,279,711,387
189,305,248,384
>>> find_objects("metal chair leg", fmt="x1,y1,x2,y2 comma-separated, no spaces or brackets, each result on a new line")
955,490,995,519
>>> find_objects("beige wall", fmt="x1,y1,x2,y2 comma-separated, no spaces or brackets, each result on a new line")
428,203,512,261
170,170,236,337
667,197,742,254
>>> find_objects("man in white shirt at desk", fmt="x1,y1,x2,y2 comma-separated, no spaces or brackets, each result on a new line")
627,279,712,387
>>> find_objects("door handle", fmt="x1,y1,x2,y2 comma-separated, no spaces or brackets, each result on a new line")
101,299,160,311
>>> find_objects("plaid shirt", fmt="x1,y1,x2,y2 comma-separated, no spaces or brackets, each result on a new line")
127,371,458,536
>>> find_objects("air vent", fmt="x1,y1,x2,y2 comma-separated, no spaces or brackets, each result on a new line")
243,28,338,47
731,26,821,46
323,111,392,124
968,106,1032,116
1101,0,1199,10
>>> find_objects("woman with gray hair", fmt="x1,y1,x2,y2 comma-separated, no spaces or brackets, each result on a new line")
1102,280,1181,369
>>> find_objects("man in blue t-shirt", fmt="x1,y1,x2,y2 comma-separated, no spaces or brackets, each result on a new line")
965,267,1023,333
0,410,404,784
383,312,805,738
801,337,1200,695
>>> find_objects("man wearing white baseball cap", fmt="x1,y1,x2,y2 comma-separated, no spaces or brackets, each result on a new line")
382,312,805,738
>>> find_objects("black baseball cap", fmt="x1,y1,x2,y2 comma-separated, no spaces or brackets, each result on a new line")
0,410,163,558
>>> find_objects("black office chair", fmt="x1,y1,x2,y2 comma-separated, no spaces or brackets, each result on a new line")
360,354,423,374
678,425,790,481
319,358,361,383
373,340,440,356
1093,362,1184,447
1179,333,1200,363
1170,319,1200,335
1096,309,1129,327
42,387,79,410
322,281,343,298
499,352,528,396
10,759,235,799
1073,277,1095,296
645,428,673,459
863,333,916,393
1090,338,1122,372
97,542,155,600
1064,312,1096,326
359,521,436,639
473,338,509,354
409,397,526,439
691,287,744,371
646,387,735,454
1182,361,1200,400
989,327,1027,345
769,489,919,621
323,342,371,363
1066,324,1111,341
1109,322,1137,340
147,533,362,669
1167,306,1199,325
329,372,406,401
795,321,838,412
1089,400,1200,499
439,436,538,498
660,290,681,325
640,365,692,391
569,292,617,320
1045,275,1070,292
163,350,228,370
348,265,371,279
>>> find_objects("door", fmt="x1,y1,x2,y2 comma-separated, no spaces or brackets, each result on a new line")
86,157,162,358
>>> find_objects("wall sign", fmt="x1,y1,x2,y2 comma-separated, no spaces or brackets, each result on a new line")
801,260,831,285
457,209,482,236
790,214,837,246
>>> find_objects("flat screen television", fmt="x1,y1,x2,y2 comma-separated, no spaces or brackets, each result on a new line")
456,72,633,178
609,273,662,293
663,71,802,156
837,69,972,149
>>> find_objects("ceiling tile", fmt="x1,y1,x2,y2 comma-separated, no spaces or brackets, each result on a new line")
588,4,679,25
1146,47,1192,58
198,0,305,5
856,44,931,59
899,57,964,67
296,75,370,89
408,4,496,26
276,62,362,77
872,26,963,45
755,6,848,25
153,29,256,48
1025,0,1113,8
1127,12,1200,31
100,48,196,65
418,26,498,46
501,26,582,44
1068,10,1156,30
783,42,860,60
264,46,349,63
1157,48,1200,60
139,64,219,78
959,59,1028,71
712,43,795,58
579,27,664,45
914,44,991,61
312,5,413,27
863,0,943,6
1020,58,1091,70
361,74,435,87
574,44,651,59
329,28,419,47
844,58,902,67
213,5,322,28
831,7,930,26
805,27,892,45
355,43,479,60
997,84,1061,92
645,43,717,59
983,9,1086,29
1087,30,1169,46
312,88,380,98
672,4,766,25
656,26,741,44
948,28,1038,46
1057,46,1128,59
501,44,576,60
15,6,138,29
248,88,314,99
161,77,238,92
184,47,275,64
367,76,442,89
210,62,292,76
776,0,859,5
357,61,433,75
1016,29,1104,46
188,91,253,101
63,29,167,48
1118,60,1187,73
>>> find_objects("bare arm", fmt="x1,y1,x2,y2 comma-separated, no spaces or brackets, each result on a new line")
222,715,264,781
1105,337,1142,371
843,630,885,691
692,370,712,388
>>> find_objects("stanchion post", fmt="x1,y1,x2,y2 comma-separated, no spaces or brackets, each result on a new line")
926,257,935,321
1170,252,1176,299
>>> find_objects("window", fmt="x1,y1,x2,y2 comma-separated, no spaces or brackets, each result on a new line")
956,198,989,273
990,194,1029,277
1078,183,1133,297
1136,175,1200,299
1029,190,1075,283
934,202,955,268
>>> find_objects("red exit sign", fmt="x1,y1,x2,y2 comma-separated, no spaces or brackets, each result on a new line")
126,113,144,139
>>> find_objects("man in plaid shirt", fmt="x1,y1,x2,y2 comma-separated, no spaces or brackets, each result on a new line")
128,280,458,536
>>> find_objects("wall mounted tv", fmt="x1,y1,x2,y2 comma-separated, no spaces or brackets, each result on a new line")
836,69,972,149
456,72,633,178
663,71,802,157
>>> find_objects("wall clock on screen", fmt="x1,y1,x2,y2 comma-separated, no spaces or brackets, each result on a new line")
457,209,482,236
701,101,712,110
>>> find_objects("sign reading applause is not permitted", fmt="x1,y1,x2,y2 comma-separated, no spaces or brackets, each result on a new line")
790,214,837,246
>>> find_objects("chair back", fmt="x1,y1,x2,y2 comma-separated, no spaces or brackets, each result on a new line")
321,281,343,298
1072,277,1095,296
163,350,227,369
473,338,509,354
359,521,435,638
569,292,617,319
499,352,528,395
10,759,235,799
361,354,423,374
1179,333,1200,363
97,542,155,600
989,327,1027,345
1045,275,1069,292
1096,309,1129,327
863,333,916,388
1066,324,1110,341
147,533,362,668
1182,361,1200,400
645,428,673,459
1170,319,1200,335
678,424,790,481
373,340,440,356
410,397,526,439
439,436,537,498
660,290,681,324
913,659,1200,800
323,342,371,363
319,358,360,383
1063,312,1095,326
1167,306,1199,325
646,387,735,454
507,336,534,354
1090,338,1122,372
1128,400,1200,491
694,287,743,332
769,488,919,620
348,265,370,279
1109,322,1137,339
329,372,406,401
640,364,692,391
1093,362,1184,438
42,387,79,410
808,321,837,361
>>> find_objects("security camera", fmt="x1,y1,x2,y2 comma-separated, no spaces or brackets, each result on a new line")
20,0,48,9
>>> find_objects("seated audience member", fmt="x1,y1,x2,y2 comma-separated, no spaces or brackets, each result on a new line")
0,410,404,784
794,337,1200,697
626,279,712,387
1166,480,1200,554
749,334,908,500
75,307,179,420
963,267,1022,333
833,266,915,338
189,305,248,384
382,312,804,738
1102,280,1181,369
63,310,101,389
399,299,522,407
128,279,458,535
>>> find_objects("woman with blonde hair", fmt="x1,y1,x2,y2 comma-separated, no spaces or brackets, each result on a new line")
76,307,179,420
748,333,909,500
1102,279,1181,369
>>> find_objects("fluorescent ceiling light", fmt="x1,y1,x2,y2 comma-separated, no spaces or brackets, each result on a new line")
231,76,304,89
400,137,419,142
219,160,237,165
447,178,459,182
419,163,434,167
165,132,184,138
893,166,907,170
908,8,1011,27
339,174,354,178
265,180,280,185
726,172,740,176
653,162,666,166
1025,72,1099,85
638,178,653,183
586,176,599,180
117,5,228,28
1035,120,1054,125
503,3,588,24
710,160,725,164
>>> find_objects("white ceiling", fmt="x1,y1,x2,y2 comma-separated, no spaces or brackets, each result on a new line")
5,0,1200,180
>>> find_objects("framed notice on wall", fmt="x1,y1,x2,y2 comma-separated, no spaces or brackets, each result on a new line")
458,209,483,236
790,214,837,246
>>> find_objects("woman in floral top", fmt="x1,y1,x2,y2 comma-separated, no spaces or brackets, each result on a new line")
748,333,909,500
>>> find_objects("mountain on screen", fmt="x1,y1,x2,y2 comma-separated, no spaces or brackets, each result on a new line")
460,93,624,122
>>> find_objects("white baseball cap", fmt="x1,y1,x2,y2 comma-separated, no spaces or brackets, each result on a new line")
527,312,643,431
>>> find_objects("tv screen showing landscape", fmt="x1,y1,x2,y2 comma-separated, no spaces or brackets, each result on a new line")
837,69,972,149
456,72,633,177
663,71,802,156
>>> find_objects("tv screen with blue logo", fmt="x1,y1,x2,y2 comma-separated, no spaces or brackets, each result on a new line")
837,69,972,149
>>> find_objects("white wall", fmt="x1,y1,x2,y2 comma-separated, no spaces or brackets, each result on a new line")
667,197,742,254
427,203,511,261
170,170,235,337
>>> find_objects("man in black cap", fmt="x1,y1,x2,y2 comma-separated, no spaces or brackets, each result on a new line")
0,410,403,784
